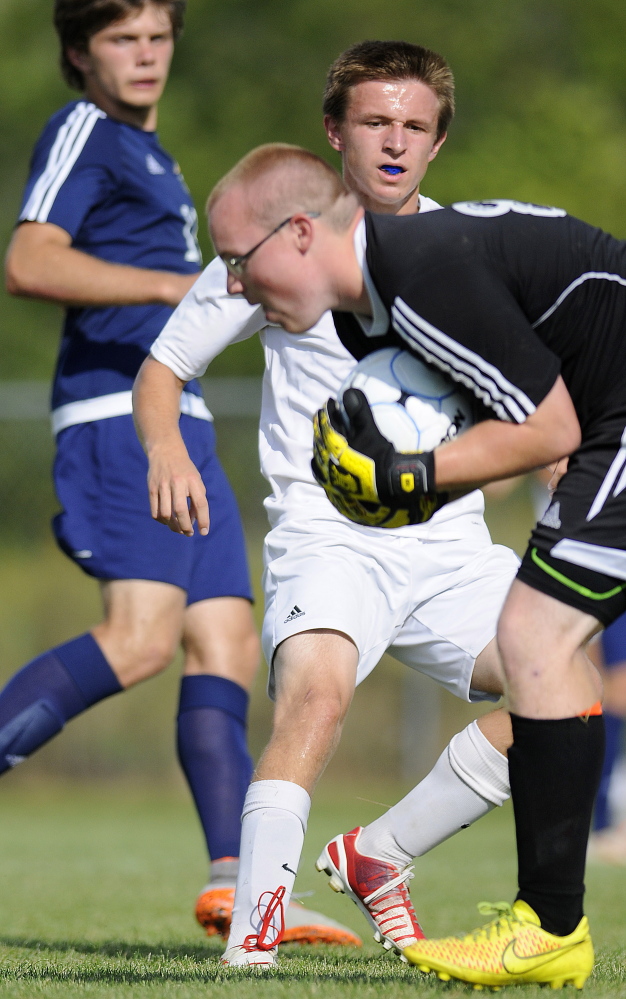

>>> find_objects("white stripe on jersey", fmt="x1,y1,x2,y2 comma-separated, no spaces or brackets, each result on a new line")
21,102,105,223
391,296,535,423
586,427,626,522
533,271,626,328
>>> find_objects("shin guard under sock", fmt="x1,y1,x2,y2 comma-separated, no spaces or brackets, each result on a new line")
359,720,509,867
227,780,311,949
0,633,121,773
177,675,253,862
510,711,604,936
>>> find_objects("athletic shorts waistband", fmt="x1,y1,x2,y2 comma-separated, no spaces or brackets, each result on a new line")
51,390,213,435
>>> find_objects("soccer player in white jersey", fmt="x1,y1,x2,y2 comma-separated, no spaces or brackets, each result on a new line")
3,0,357,947
134,42,519,965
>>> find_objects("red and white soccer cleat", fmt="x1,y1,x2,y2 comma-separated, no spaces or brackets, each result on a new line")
316,826,425,956
220,941,278,968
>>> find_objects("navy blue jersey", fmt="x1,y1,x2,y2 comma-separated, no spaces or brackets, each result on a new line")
18,100,203,410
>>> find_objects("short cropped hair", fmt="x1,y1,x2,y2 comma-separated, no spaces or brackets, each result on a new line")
54,0,186,91
323,40,454,140
208,143,354,232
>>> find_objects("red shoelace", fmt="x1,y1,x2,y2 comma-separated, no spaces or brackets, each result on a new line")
243,885,286,951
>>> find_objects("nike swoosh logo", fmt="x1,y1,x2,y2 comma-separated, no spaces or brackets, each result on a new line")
282,863,297,876
502,938,576,975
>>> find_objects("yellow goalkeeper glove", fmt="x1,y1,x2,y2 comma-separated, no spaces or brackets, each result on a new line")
312,388,447,528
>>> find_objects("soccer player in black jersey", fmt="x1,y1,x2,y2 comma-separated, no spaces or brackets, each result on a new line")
207,147,622,987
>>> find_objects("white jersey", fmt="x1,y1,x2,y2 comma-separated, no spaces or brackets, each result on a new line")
150,195,486,536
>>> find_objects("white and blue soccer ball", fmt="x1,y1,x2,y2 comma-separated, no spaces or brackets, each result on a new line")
339,347,474,452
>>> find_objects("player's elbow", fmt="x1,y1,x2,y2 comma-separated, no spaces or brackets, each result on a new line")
550,417,581,461
564,421,582,456
533,377,581,462
4,252,27,297
5,250,43,299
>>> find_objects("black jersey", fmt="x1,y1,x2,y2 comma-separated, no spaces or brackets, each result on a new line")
333,201,626,434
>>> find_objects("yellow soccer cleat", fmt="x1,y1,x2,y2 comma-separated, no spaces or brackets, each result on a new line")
403,900,593,989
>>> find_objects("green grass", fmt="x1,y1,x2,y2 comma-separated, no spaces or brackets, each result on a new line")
0,784,624,997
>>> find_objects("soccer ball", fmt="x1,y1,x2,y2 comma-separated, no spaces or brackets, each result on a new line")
339,347,474,452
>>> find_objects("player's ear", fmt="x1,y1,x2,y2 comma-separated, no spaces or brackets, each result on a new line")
324,116,345,153
291,214,316,254
66,46,91,75
428,131,447,163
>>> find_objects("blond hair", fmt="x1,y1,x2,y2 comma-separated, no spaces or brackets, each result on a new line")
207,143,356,231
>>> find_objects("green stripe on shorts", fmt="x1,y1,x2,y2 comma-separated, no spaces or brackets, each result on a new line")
531,547,626,601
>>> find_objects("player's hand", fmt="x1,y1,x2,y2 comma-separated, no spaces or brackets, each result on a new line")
312,388,447,527
547,457,568,497
147,445,209,536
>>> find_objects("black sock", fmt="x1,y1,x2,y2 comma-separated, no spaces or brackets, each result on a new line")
509,712,604,936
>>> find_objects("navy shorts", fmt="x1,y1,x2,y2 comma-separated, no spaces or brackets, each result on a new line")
52,414,253,605
602,613,626,667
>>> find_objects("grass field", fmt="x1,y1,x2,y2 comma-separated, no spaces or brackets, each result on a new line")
0,782,624,998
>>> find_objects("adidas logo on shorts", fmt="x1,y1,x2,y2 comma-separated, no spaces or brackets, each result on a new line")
539,500,561,529
284,605,305,624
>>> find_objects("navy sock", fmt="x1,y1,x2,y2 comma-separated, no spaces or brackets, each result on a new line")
593,712,623,830
177,675,253,862
0,633,122,774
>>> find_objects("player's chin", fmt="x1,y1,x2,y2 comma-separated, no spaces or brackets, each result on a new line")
264,308,307,333
126,83,164,105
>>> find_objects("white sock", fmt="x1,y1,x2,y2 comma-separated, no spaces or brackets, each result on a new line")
358,720,510,867
227,779,311,950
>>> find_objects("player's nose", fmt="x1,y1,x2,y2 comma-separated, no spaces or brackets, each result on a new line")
382,122,407,153
226,271,245,295
136,39,157,64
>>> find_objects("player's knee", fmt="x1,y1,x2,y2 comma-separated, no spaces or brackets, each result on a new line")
235,627,261,686
183,619,260,688
276,683,349,737
114,631,179,684
139,636,179,677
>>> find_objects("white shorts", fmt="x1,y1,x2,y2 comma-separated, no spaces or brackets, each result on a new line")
262,511,519,702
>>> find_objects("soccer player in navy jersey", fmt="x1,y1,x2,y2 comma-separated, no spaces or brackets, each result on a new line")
3,0,354,946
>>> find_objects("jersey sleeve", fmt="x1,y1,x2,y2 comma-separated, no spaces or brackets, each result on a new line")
150,256,267,381
389,248,562,423
18,103,117,239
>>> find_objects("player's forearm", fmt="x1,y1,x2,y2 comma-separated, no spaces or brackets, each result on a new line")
434,377,581,490
435,423,564,489
133,356,209,536
6,229,196,307
133,355,187,458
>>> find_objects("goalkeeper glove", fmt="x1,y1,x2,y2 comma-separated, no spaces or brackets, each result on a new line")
312,388,447,527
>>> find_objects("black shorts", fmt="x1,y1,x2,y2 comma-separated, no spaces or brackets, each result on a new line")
517,409,626,625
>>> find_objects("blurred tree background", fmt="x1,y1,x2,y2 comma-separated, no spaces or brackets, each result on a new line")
0,0,624,787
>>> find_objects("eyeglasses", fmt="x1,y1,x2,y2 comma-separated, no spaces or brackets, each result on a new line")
220,212,320,278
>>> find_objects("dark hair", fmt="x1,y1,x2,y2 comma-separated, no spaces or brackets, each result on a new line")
323,40,454,140
54,0,186,90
